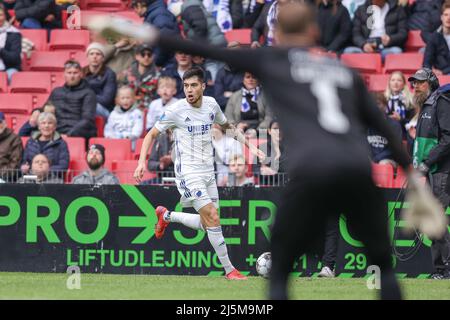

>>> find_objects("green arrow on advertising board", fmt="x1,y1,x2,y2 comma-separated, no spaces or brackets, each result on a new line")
118,185,158,244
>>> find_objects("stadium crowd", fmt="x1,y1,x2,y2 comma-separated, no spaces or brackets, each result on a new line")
0,0,448,186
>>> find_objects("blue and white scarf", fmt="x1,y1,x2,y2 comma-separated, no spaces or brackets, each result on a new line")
266,1,278,46
203,0,233,32
241,86,260,113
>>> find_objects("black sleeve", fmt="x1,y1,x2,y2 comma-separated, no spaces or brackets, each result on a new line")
425,96,450,167
352,8,367,48
158,36,263,77
327,7,352,52
250,4,268,43
387,7,408,48
355,73,410,169
0,33,21,69
15,0,53,21
181,6,208,41
230,0,244,29
244,3,264,28
423,34,436,69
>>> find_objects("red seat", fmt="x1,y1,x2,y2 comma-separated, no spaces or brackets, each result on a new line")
88,138,132,160
405,30,426,52
95,116,105,137
63,137,86,160
49,29,90,52
29,51,71,72
371,163,394,188
9,72,52,93
0,72,7,93
72,51,89,68
114,160,157,184
340,53,382,74
85,0,126,11
5,114,29,134
32,93,50,109
383,53,424,74
438,75,450,86
393,166,408,188
224,29,252,45
132,138,155,160
367,74,390,92
20,29,48,51
0,93,33,114
51,72,65,89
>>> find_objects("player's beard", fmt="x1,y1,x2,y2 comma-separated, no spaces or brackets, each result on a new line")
413,89,431,108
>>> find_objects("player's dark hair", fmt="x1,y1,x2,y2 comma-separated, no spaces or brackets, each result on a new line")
182,67,205,83
276,1,317,35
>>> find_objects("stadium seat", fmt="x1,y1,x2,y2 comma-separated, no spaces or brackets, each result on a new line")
114,160,157,184
438,75,450,86
383,53,424,74
371,163,394,188
5,114,29,134
0,72,7,93
85,0,126,11
405,30,426,52
367,74,390,92
49,30,90,52
95,116,105,137
393,166,408,188
64,137,86,161
340,53,382,74
32,93,50,109
72,51,89,68
29,51,71,72
20,29,48,51
132,138,154,160
89,138,133,160
224,29,252,45
0,93,33,114
9,72,52,93
51,72,65,89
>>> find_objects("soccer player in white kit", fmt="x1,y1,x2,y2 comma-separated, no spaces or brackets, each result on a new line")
134,67,265,280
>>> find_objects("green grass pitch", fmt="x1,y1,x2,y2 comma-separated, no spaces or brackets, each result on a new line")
0,273,448,299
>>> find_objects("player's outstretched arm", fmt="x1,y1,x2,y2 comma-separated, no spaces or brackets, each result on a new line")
134,127,161,183
221,122,266,162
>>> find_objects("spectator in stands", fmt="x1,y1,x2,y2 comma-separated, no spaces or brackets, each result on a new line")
251,0,278,48
227,154,255,186
0,111,22,179
344,0,408,61
384,71,415,131
242,0,266,28
146,76,178,130
423,2,450,75
212,123,243,186
161,51,194,98
131,0,180,67
214,41,244,110
405,113,418,156
104,86,144,151
258,120,286,185
367,92,402,167
0,5,21,82
13,0,61,30
118,43,160,110
21,112,69,178
72,144,119,185
18,153,63,184
192,55,215,94
18,102,55,137
49,60,97,139
145,129,174,184
341,0,365,19
407,0,444,43
84,42,118,119
225,72,273,130
55,0,79,10
316,0,352,53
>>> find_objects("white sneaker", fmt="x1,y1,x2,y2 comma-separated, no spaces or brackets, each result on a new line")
318,266,335,278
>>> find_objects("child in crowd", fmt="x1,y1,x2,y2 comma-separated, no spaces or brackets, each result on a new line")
146,76,178,131
104,86,143,151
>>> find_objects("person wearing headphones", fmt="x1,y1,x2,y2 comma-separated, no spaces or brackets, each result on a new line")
410,68,450,280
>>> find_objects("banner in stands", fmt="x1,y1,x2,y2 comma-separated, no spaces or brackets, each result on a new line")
0,185,448,278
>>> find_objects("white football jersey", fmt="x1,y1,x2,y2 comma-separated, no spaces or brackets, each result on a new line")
154,96,227,176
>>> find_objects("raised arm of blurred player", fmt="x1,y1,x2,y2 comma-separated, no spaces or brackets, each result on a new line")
134,126,161,182
221,122,266,162
355,74,411,171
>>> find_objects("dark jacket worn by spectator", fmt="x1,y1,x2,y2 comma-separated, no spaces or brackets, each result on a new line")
0,27,21,71
367,117,403,163
14,0,61,28
49,79,97,139
242,0,265,28
84,65,117,112
18,121,35,137
407,0,443,42
143,0,180,67
214,65,244,110
317,1,352,53
181,0,227,47
0,127,22,171
352,0,408,49
251,2,271,45
423,27,450,75
22,130,69,172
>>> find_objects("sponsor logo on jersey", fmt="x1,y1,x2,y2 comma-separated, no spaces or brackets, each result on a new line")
185,117,191,122
187,124,213,135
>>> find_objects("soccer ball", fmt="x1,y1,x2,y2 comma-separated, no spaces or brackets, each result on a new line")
256,252,272,278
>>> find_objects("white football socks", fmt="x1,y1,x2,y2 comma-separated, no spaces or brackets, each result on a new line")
206,226,234,274
164,211,204,231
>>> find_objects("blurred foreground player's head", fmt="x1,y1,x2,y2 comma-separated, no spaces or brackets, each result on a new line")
274,1,320,47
